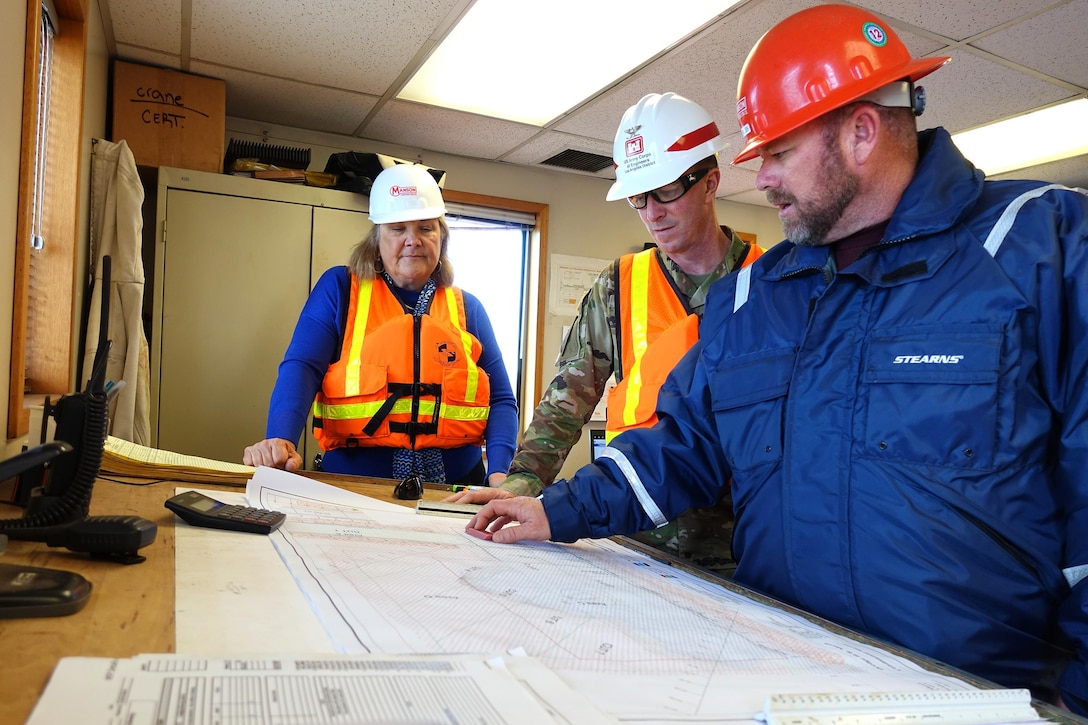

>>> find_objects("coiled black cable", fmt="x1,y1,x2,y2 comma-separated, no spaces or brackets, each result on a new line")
0,390,107,531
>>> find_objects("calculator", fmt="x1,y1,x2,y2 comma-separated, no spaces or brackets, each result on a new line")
165,491,286,534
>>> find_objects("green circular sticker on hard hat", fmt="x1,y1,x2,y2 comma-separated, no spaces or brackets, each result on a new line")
863,22,888,47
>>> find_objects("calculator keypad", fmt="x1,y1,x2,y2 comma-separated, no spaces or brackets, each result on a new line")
166,494,286,534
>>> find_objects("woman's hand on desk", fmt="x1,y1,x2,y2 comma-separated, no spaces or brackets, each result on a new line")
243,438,302,471
466,497,551,544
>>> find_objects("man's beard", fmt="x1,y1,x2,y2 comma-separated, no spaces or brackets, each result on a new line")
767,143,859,247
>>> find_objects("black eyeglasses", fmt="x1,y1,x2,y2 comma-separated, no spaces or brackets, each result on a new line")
627,167,712,210
394,475,423,500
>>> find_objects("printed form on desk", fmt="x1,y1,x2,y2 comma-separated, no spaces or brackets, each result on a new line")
27,652,614,724
152,469,1055,724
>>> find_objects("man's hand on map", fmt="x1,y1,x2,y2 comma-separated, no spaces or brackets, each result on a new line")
466,497,551,543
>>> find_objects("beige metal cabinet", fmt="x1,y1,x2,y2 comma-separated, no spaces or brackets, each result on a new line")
151,167,370,465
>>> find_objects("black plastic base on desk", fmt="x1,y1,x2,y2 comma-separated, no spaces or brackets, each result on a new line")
0,563,92,619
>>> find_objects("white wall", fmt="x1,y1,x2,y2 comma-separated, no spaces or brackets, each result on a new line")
225,118,782,478
1,2,28,456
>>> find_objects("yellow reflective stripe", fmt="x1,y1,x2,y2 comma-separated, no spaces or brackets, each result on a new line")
345,279,373,397
313,399,488,422
315,399,437,420
444,287,481,402
441,404,490,421
622,252,651,428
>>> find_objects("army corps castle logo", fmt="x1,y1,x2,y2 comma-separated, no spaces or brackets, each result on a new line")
624,125,644,157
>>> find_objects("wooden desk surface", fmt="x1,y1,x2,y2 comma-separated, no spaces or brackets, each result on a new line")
3,476,1083,725
0,474,435,725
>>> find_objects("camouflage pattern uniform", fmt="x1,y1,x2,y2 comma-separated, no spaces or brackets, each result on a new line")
502,228,756,575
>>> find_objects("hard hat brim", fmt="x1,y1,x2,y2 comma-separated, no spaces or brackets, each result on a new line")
369,207,446,225
731,54,950,165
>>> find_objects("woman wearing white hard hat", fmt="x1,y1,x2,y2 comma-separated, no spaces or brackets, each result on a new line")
244,164,516,495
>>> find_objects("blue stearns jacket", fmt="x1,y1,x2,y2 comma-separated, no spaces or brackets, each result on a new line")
542,129,1088,711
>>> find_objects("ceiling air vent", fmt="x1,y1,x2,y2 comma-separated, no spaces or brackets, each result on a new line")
540,149,614,173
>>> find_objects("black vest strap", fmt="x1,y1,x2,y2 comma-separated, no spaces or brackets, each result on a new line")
361,382,442,437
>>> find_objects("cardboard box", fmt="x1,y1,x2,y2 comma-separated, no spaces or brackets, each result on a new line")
110,60,226,173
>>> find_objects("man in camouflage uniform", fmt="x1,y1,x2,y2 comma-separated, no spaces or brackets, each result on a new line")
449,93,763,575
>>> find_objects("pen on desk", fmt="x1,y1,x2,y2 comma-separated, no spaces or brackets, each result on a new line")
450,485,486,493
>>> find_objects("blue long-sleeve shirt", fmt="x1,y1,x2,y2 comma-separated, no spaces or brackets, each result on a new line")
265,266,518,481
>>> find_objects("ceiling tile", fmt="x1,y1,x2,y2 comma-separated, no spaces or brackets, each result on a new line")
720,128,751,165
114,44,181,71
105,0,181,53
916,49,1074,133
189,62,379,136
552,0,809,143
363,100,540,161
971,0,1088,87
861,0,1061,40
101,0,1088,198
716,164,759,199
500,131,612,170
189,0,463,94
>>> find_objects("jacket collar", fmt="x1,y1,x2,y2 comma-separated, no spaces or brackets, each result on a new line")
885,128,985,244
761,128,986,287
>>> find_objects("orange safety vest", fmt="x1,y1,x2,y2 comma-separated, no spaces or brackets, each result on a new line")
312,276,490,452
605,244,763,442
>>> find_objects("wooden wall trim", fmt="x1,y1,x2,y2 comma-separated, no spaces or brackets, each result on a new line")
8,0,88,438
54,0,88,21
9,0,44,439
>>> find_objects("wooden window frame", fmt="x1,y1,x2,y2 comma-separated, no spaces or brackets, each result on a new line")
9,0,88,439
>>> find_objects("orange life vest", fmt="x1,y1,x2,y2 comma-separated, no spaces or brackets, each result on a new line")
312,276,490,452
605,244,763,442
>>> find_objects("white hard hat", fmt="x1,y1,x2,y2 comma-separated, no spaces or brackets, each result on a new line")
368,164,447,224
606,92,726,201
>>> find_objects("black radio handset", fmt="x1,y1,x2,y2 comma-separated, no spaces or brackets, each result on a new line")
9,516,158,565
0,255,157,563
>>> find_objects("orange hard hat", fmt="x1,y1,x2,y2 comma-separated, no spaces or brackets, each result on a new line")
732,4,950,164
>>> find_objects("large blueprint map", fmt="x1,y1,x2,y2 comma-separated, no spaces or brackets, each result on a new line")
247,469,982,723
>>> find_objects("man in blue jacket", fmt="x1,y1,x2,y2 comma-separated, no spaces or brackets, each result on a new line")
467,3,1088,715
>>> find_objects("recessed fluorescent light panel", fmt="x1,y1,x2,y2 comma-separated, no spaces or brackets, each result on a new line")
951,98,1088,176
399,0,741,126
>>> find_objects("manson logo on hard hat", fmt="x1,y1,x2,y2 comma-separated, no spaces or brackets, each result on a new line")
389,185,418,197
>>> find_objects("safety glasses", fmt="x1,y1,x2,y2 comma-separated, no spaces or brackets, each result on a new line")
627,167,712,210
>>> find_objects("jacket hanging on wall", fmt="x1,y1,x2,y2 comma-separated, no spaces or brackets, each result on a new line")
80,138,151,444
